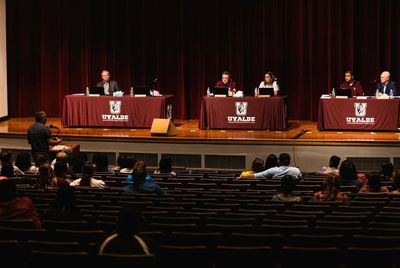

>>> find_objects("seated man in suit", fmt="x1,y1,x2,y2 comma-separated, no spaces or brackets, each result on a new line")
96,70,120,96
339,70,363,97
377,71,396,96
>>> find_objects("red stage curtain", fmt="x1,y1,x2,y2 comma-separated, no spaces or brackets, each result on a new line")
6,0,400,120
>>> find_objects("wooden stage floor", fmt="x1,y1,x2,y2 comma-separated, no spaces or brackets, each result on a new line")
1,117,400,146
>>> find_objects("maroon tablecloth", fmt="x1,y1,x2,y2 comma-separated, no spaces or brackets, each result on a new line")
318,97,400,131
199,96,287,130
62,95,172,128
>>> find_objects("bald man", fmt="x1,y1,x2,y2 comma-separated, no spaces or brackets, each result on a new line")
377,71,397,96
96,70,120,96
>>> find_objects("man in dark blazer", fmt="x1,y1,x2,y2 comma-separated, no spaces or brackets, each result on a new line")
377,71,397,96
96,70,120,95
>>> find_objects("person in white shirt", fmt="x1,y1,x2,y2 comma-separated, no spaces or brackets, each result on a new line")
238,153,302,180
317,155,341,176
258,71,280,96
70,163,106,188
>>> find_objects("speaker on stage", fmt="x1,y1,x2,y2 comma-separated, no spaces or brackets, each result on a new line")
150,118,177,136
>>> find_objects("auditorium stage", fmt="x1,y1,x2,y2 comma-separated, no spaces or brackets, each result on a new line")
0,117,399,172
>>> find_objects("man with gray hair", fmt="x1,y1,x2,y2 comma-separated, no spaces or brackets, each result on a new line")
377,71,397,96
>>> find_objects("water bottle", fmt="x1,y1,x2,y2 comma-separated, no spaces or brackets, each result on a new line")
86,86,89,96
390,88,394,98
207,87,210,97
130,87,134,97
331,88,335,98
375,88,379,97
254,87,258,97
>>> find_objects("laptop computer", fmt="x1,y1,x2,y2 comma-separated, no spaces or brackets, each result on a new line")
89,86,105,95
334,88,352,98
259,87,274,97
211,86,229,97
134,86,151,96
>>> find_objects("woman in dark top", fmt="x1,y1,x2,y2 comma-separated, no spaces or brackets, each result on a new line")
44,186,82,220
124,161,164,195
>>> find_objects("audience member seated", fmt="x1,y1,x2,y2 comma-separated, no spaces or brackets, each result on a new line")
264,154,278,170
380,162,394,181
15,152,35,174
0,178,42,228
272,175,302,202
36,163,56,190
0,164,15,180
53,161,72,187
0,151,22,176
44,186,82,220
154,156,176,177
93,153,114,174
317,155,340,176
238,153,302,180
338,160,362,192
124,161,165,195
313,173,348,202
69,154,87,177
251,158,265,173
50,151,69,168
32,154,48,174
120,157,137,174
390,169,400,195
99,206,154,255
70,163,106,189
358,172,390,194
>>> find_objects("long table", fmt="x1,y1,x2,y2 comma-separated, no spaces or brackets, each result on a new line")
62,95,172,128
318,97,400,131
199,96,287,130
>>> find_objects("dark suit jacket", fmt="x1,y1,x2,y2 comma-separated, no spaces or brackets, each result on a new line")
96,80,120,95
377,80,397,95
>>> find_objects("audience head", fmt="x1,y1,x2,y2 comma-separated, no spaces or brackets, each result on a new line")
54,161,68,178
55,151,69,163
329,155,341,169
381,162,394,179
158,156,173,173
322,173,341,201
278,153,291,166
15,152,32,172
132,161,147,186
392,169,400,191
265,154,278,170
279,175,297,194
37,163,55,190
0,151,13,165
0,179,17,202
70,154,87,173
1,164,14,177
116,206,145,238
251,158,265,173
34,154,48,168
81,163,95,186
93,153,109,172
339,160,357,181
35,111,47,124
367,172,383,192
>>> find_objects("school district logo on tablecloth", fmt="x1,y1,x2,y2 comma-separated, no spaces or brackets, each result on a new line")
109,101,122,114
235,102,248,116
354,102,367,117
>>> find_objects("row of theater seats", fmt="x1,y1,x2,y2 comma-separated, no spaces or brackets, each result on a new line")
2,171,400,267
